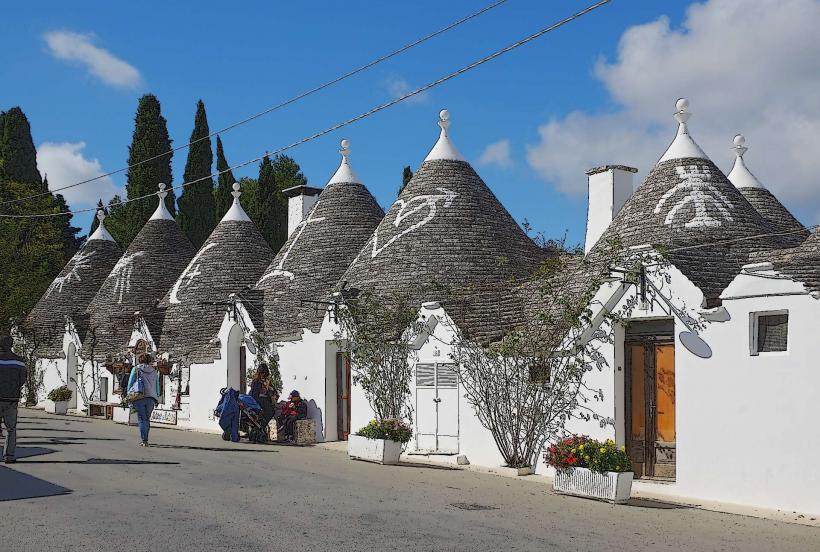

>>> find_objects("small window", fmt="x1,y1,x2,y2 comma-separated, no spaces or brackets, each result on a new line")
99,377,108,402
751,311,789,355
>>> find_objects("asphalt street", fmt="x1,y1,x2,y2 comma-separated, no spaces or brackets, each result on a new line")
1,409,818,552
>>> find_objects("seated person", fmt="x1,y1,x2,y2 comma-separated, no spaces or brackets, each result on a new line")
281,390,307,443
248,364,278,427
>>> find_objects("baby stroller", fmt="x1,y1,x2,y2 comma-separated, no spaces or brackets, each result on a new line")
214,388,270,443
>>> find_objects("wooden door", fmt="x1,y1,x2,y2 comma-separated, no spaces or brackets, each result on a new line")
336,352,351,440
239,345,247,394
626,340,676,479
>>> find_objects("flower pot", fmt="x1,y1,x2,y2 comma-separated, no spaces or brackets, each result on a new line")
348,435,403,464
553,467,633,504
112,406,138,425
44,400,69,415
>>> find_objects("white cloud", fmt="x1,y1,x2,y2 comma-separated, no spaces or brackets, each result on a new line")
526,0,820,223
43,31,143,89
383,75,429,104
478,139,513,168
37,142,122,208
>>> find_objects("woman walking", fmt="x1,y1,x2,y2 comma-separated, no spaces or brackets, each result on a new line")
248,363,278,429
127,353,161,446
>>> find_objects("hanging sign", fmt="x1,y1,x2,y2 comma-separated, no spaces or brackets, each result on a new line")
150,408,178,425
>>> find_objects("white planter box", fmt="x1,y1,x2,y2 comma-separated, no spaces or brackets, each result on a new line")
348,435,403,465
44,400,68,415
487,465,533,477
113,406,138,425
553,467,633,504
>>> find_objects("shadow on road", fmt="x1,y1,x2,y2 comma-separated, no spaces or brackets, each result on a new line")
20,458,181,465
18,415,93,423
0,465,72,501
18,428,84,433
14,446,57,459
150,443,277,453
626,497,692,509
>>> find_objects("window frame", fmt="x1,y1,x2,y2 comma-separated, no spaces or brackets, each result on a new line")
749,309,789,356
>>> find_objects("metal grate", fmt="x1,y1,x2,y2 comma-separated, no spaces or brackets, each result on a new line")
416,363,435,387
757,313,788,352
437,364,459,388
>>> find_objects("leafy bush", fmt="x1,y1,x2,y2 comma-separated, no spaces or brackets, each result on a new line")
356,418,413,444
47,385,73,402
545,435,631,474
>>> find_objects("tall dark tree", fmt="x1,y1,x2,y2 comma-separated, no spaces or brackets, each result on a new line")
213,136,236,222
120,94,175,247
177,100,215,247
0,107,44,192
400,165,413,195
105,195,129,245
252,155,277,247
51,190,83,260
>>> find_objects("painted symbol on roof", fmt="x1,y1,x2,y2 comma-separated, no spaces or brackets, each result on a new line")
258,202,326,284
109,251,147,304
169,242,218,304
368,187,458,259
44,249,96,298
654,165,735,229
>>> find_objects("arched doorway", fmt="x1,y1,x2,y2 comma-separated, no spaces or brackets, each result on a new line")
226,325,246,393
66,343,78,409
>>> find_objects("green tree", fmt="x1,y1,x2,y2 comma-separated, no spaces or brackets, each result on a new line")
250,154,305,251
177,100,216,248
104,195,129,245
51,190,83,260
251,155,276,245
0,107,44,192
236,177,258,216
213,136,236,222
399,165,413,195
122,94,175,247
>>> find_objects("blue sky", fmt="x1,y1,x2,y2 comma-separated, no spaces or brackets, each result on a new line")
7,0,816,245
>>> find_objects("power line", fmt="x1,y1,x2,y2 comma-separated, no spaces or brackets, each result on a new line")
0,0,612,220
0,0,511,209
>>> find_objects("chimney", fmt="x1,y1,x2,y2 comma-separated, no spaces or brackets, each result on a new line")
282,185,322,237
584,165,638,253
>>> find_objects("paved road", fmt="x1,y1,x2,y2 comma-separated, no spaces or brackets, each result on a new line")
1,409,818,552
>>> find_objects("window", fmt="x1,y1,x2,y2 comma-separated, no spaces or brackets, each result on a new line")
99,377,108,402
750,311,789,355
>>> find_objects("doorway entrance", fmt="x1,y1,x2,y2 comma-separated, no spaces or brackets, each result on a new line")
625,320,676,479
66,343,78,409
414,362,459,454
335,352,351,440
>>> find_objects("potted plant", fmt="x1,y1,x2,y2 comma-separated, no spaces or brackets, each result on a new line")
547,435,634,504
45,386,72,415
348,418,412,465
112,397,138,425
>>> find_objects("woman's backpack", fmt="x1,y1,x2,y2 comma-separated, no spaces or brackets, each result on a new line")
126,367,145,403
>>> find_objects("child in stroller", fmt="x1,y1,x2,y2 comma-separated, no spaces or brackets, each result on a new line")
214,388,270,443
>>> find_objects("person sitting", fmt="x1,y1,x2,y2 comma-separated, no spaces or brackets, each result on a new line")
248,364,278,429
281,390,307,443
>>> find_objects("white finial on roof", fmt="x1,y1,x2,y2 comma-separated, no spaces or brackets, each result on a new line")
424,108,465,162
657,98,709,164
222,181,252,222
727,133,765,189
88,208,115,241
328,138,362,185
149,183,175,221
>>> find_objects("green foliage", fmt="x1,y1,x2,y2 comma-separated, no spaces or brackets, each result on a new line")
251,154,306,251
0,180,67,334
399,165,413,195
356,418,413,444
213,136,236,222
545,436,632,474
47,385,73,402
122,94,175,247
51,191,83,260
177,100,216,248
0,106,43,192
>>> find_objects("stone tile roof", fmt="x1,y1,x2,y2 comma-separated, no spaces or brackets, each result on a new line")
158,220,273,363
339,158,549,343
84,219,197,360
255,178,384,341
588,157,789,303
738,187,808,247
25,238,122,357
750,230,820,295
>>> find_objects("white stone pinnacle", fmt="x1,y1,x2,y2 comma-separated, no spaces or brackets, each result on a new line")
424,108,465,162
222,181,251,222
88,208,114,241
149,182,175,221
328,138,362,185
658,98,709,164
727,134,765,189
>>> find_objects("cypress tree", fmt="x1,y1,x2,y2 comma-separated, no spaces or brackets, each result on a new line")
251,154,306,251
252,155,277,246
213,136,236,222
177,100,215,248
122,94,175,247
105,195,129,245
400,165,413,195
51,190,83,260
0,107,44,192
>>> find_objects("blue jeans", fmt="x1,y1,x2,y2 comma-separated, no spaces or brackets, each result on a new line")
133,398,156,443
0,401,17,459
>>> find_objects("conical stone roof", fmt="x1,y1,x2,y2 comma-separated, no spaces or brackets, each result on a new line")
255,140,384,341
727,134,807,248
25,211,122,357
751,230,820,296
159,183,274,363
85,186,197,360
340,110,547,343
589,101,788,302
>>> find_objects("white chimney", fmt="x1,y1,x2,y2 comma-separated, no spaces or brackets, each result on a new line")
584,165,637,254
282,185,321,237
